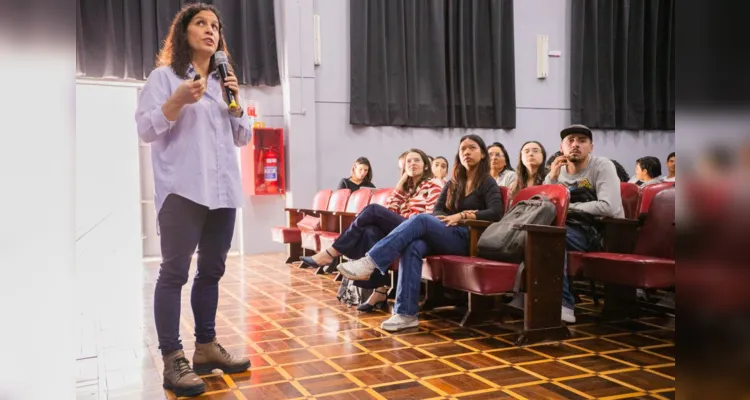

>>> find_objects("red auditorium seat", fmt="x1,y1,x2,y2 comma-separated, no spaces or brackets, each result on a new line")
500,186,511,212
638,181,675,216
369,188,392,207
581,187,675,318
620,182,641,219
309,188,373,273
271,189,332,263
421,185,511,309
319,188,386,252
299,189,352,254
437,184,571,345
568,182,641,280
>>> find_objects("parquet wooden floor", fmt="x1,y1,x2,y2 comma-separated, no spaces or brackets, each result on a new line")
75,253,675,399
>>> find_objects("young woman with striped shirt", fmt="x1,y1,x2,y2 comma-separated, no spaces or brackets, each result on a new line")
300,149,443,311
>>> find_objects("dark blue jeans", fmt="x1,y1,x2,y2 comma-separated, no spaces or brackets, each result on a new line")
155,194,236,355
332,204,406,289
563,224,590,309
367,214,469,316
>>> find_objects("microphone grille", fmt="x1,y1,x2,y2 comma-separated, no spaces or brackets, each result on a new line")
214,51,228,65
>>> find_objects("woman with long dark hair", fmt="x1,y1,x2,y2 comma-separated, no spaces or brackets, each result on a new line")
488,142,516,187
135,3,250,397
338,157,375,190
510,141,548,196
302,149,443,311
336,135,504,331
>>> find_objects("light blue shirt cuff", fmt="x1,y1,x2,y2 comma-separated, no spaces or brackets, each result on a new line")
150,107,175,135
230,111,252,131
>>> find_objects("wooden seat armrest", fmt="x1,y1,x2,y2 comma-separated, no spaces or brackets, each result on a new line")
459,219,493,256
460,219,493,229
597,217,639,226
513,224,566,235
522,224,568,334
292,208,323,216
319,212,340,233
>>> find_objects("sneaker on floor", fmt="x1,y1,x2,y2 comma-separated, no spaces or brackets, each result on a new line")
380,314,419,332
162,350,206,397
193,339,251,375
336,255,377,281
561,306,576,324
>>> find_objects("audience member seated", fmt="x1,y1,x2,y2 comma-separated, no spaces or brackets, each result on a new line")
545,124,624,323
509,141,548,197
431,156,449,184
488,142,516,188
338,157,376,190
610,159,631,182
300,149,443,311
630,156,664,187
336,134,503,331
664,152,675,182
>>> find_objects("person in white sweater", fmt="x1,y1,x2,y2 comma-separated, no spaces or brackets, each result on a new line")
545,124,624,323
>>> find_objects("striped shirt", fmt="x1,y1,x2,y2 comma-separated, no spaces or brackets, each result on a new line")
387,178,444,217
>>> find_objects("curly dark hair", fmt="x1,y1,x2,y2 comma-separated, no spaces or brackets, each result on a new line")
445,135,491,212
156,3,233,79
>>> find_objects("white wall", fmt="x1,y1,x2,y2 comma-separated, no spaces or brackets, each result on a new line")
239,84,287,255
74,83,145,366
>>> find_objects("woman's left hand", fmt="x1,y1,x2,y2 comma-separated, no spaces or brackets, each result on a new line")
437,213,463,227
222,70,242,114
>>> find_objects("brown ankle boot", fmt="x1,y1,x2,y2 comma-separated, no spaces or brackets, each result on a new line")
162,350,206,397
193,339,251,375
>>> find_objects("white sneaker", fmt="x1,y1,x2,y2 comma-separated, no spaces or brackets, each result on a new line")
336,255,377,281
380,314,419,332
561,306,576,324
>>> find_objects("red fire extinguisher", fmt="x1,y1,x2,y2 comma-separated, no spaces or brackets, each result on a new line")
263,147,279,193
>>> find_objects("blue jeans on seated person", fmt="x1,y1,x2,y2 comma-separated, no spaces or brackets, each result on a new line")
332,203,405,288
562,223,590,309
367,214,469,316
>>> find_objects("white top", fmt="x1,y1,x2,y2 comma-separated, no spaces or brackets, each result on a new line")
495,169,517,188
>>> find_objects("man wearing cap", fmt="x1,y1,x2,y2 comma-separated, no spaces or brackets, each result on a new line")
545,124,624,323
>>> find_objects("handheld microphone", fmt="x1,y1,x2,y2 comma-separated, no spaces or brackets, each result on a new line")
214,51,237,109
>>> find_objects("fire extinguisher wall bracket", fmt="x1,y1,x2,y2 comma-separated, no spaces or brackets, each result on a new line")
240,127,286,196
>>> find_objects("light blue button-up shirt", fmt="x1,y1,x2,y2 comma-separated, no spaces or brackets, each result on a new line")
135,65,252,215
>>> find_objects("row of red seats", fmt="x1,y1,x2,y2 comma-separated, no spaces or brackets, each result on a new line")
270,187,392,269
424,182,675,345
271,182,675,345
579,182,676,318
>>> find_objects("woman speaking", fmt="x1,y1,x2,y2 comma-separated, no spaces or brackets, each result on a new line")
135,3,250,397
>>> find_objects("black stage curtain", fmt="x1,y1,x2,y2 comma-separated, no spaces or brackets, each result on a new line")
76,0,280,86
571,0,674,130
350,0,516,129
